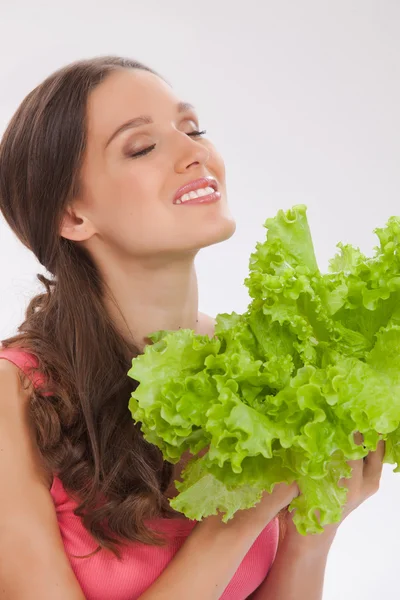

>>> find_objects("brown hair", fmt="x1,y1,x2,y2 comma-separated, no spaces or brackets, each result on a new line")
0,55,287,559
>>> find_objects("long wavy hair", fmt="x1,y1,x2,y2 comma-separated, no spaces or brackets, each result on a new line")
0,56,287,559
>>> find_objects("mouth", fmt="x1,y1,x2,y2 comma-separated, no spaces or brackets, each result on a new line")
173,176,219,205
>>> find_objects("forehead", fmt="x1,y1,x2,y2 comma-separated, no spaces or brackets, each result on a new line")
86,68,179,139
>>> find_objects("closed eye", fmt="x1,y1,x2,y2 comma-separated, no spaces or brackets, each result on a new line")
187,129,207,137
128,130,207,159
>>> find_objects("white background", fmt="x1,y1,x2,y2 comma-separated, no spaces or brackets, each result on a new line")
0,1,399,597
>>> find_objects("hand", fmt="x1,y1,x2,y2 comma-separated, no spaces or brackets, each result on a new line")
282,432,385,550
173,445,300,532
205,480,300,537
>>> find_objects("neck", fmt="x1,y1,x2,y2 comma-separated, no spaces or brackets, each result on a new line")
99,253,200,353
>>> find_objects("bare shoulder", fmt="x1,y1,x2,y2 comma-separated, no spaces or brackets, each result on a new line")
0,356,34,404
196,312,216,337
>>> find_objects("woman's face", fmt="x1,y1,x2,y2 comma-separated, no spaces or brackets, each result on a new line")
67,68,236,262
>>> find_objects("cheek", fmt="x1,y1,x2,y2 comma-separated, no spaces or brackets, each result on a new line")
97,166,153,223
211,148,226,183
95,173,174,253
81,158,167,251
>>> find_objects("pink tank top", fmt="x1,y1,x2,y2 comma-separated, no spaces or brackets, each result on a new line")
0,347,279,599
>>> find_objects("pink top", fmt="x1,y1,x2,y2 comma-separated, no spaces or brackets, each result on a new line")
0,347,279,599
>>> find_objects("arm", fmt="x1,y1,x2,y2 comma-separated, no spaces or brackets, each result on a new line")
248,532,334,600
139,512,277,600
0,361,86,599
139,482,299,600
250,433,386,600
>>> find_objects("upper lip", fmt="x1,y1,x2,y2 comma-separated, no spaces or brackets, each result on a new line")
173,176,218,202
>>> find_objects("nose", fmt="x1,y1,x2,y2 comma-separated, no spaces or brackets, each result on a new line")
174,133,210,173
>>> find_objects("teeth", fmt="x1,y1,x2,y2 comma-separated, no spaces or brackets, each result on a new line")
176,186,215,204
194,188,208,197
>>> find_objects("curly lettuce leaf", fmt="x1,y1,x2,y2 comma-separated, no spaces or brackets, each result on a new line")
128,205,400,535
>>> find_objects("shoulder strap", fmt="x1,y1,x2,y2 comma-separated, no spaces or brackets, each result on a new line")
0,348,51,396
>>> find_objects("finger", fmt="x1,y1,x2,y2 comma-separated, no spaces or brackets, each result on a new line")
364,438,385,469
345,431,365,474
353,431,364,446
363,439,385,494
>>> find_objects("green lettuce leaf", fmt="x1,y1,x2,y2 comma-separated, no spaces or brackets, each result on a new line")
128,205,400,535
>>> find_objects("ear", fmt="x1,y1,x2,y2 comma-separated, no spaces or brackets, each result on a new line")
59,206,97,242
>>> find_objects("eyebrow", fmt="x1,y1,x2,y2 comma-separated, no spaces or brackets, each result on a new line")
105,101,196,148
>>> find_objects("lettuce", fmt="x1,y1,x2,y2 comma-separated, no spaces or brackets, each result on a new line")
127,205,400,535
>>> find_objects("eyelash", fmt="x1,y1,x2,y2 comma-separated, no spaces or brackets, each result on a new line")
128,130,207,159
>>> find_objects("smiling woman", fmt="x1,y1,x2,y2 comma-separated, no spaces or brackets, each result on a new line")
0,55,287,600
67,64,235,276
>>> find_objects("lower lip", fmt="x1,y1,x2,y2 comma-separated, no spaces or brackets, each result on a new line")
174,191,221,206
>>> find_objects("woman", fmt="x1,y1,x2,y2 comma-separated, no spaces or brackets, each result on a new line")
0,56,384,600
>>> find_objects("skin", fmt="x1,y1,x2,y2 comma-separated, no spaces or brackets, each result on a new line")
59,67,236,352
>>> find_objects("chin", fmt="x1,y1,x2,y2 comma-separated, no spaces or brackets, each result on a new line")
197,214,237,250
